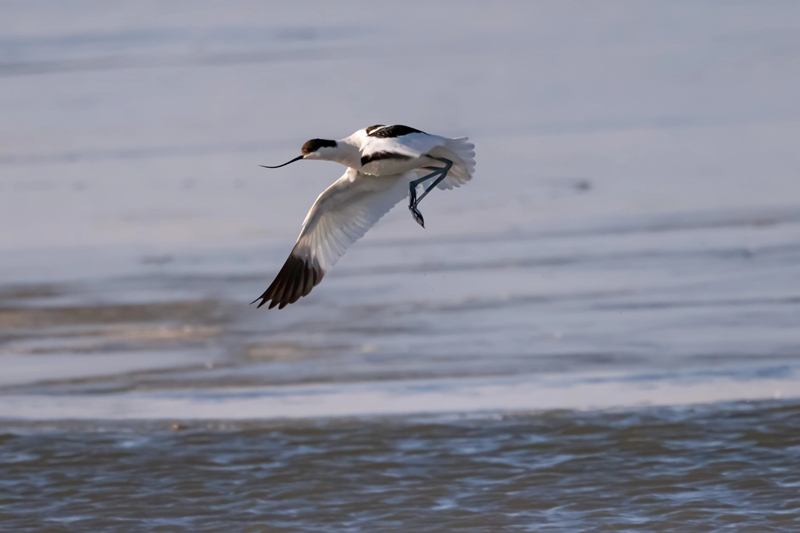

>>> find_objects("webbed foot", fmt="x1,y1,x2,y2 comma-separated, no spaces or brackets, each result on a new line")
409,205,425,228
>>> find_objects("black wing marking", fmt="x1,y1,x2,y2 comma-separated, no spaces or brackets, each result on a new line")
251,248,323,309
367,125,425,138
360,151,413,166
365,124,385,135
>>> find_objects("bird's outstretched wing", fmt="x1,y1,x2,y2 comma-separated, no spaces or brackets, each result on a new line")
253,168,410,309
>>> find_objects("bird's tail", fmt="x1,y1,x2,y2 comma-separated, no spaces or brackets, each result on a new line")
427,137,476,190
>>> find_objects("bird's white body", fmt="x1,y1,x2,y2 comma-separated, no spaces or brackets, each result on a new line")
305,124,475,187
254,125,475,309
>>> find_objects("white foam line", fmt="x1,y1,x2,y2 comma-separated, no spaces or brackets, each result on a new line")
1,368,798,421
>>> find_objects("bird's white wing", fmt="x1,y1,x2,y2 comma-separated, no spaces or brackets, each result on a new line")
253,168,409,309
361,131,447,160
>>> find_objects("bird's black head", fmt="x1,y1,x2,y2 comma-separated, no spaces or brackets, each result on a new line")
261,138,338,169
301,138,337,156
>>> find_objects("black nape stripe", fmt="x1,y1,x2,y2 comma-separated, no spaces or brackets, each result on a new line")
301,138,337,155
361,151,413,166
367,125,425,138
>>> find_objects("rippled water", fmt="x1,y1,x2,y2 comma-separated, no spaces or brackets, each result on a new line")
3,401,800,532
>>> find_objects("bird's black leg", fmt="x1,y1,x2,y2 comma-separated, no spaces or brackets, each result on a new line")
408,166,444,228
413,157,452,207
409,166,443,205
407,157,453,228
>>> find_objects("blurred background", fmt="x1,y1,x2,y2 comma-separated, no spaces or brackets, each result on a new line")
3,0,800,415
2,2,800,530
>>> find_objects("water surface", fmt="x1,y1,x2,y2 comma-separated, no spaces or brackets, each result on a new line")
3,401,800,532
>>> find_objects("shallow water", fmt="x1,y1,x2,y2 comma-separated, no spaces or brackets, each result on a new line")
2,1,800,530
3,401,800,532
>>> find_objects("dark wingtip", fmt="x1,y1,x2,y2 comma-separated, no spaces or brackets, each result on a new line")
252,251,324,310
251,294,268,308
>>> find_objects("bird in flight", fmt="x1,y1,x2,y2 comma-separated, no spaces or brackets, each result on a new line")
253,124,476,309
